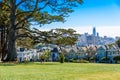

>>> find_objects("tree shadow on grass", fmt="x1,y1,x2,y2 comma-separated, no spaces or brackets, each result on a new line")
35,62,61,65
0,62,61,66
0,63,16,66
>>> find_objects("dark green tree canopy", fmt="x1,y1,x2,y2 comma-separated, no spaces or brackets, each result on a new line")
33,28,78,47
0,0,82,61
1,0,82,26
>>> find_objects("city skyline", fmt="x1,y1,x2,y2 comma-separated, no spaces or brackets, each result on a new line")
36,0,120,38
74,26,120,38
39,26,120,38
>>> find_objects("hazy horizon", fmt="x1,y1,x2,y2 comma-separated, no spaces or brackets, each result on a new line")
38,26,120,38
33,0,120,38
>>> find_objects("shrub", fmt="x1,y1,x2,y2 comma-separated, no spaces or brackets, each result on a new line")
69,58,74,62
113,56,120,63
59,53,65,63
90,57,95,60
90,56,95,62
101,57,110,63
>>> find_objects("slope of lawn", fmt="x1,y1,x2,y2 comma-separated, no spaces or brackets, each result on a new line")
0,62,120,80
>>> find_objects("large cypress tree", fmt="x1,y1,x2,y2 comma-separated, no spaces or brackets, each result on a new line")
0,0,82,61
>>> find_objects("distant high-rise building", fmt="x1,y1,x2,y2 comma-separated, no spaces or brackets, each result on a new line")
97,32,99,37
93,27,96,36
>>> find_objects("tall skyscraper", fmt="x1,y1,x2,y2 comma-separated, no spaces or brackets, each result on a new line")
97,32,99,37
93,27,96,36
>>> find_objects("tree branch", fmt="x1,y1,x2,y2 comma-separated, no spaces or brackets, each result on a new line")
15,0,26,8
0,2,10,9
15,0,39,27
16,32,33,39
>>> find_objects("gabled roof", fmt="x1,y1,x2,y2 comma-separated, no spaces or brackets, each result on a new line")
97,46,107,50
89,46,97,51
51,48,59,52
69,49,76,54
77,47,87,52
114,44,120,50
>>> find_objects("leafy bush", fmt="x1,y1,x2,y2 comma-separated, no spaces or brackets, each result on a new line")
90,57,95,60
101,57,110,63
69,58,74,62
59,53,65,63
39,50,50,62
113,56,120,63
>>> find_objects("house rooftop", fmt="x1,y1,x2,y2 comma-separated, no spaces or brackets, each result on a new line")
51,48,59,52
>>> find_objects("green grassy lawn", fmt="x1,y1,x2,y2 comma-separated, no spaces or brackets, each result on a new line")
0,62,120,80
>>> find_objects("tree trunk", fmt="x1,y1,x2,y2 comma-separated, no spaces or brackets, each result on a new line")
6,29,17,61
1,26,7,61
0,24,6,61
0,24,2,61
5,0,17,61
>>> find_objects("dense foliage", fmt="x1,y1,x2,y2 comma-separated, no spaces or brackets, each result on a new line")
0,0,82,61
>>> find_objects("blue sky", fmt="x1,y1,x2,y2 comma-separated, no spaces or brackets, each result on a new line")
38,0,120,38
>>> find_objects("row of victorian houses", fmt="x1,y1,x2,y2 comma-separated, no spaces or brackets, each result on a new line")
17,44,120,63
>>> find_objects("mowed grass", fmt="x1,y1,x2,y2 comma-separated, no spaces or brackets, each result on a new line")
0,62,120,80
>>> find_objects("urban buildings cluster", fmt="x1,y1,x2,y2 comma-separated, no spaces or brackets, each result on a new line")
76,27,116,46
16,27,120,63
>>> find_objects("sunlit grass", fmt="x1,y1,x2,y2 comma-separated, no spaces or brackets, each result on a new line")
0,62,120,80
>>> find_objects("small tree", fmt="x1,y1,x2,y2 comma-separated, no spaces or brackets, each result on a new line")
59,53,65,63
40,50,50,63
43,50,50,62
39,54,44,63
